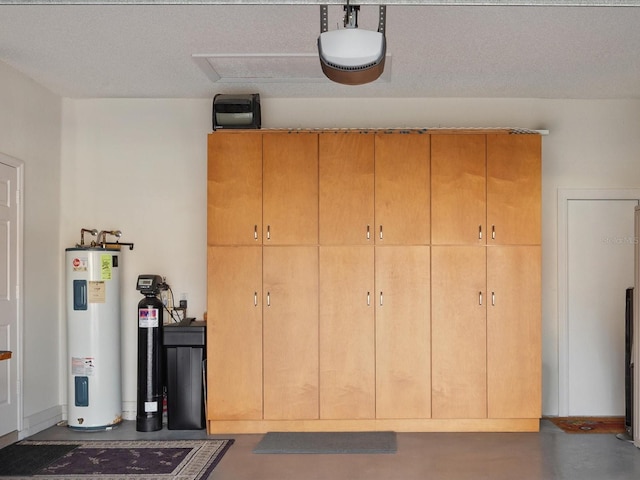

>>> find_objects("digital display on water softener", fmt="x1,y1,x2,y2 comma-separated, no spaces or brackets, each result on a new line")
136,274,163,294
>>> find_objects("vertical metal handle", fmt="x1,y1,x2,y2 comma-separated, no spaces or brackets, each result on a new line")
254,225,258,240
367,225,370,240
254,292,258,306
479,291,483,305
492,292,495,306
367,291,370,306
379,225,383,240
379,291,383,306
266,225,271,240
492,225,496,240
267,291,270,307
479,225,483,240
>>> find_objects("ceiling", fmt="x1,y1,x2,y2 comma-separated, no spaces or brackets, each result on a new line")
1,1,640,99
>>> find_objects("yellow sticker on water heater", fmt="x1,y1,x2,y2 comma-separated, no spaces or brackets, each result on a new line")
101,254,112,280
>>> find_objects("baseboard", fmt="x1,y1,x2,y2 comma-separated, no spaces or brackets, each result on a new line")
0,430,18,448
18,405,64,440
18,402,138,439
122,401,136,421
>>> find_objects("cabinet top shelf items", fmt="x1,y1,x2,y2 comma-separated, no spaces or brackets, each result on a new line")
209,128,543,136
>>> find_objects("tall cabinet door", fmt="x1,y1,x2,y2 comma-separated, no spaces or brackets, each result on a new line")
207,133,262,245
487,246,541,418
376,246,431,419
487,135,541,245
431,135,486,245
319,133,375,245
431,246,487,419
207,246,263,420
263,133,318,245
263,246,319,420
319,246,375,419
375,134,430,245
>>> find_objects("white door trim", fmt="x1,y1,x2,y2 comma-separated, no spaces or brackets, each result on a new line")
557,188,640,417
0,151,24,435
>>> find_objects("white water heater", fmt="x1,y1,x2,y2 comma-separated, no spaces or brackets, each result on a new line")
66,246,123,429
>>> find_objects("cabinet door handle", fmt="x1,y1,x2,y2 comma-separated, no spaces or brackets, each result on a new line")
492,292,495,306
266,225,271,240
479,291,483,305
367,291,370,306
254,225,258,241
379,291,383,306
379,225,383,240
479,225,483,240
492,225,496,240
267,291,270,307
254,292,258,306
367,225,370,240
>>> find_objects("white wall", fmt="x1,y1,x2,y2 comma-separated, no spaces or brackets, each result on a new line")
4,50,639,434
60,96,640,418
0,60,63,435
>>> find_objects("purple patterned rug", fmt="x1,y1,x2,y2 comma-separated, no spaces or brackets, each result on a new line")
0,439,233,479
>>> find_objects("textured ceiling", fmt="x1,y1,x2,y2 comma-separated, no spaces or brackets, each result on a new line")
1,2,639,99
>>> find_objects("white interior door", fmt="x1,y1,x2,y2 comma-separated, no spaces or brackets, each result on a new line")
0,159,19,436
567,199,638,416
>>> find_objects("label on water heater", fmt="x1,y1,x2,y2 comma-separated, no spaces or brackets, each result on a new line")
139,308,159,328
88,281,106,304
144,401,159,413
71,357,95,376
72,256,88,272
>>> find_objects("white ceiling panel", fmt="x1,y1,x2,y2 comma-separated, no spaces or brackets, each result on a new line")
0,2,639,98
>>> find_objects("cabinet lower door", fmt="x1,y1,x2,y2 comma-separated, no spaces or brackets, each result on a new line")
207,246,263,420
487,246,541,418
431,246,487,419
319,246,375,419
263,246,319,420
376,246,431,418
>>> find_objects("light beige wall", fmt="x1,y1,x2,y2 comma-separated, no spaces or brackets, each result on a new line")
5,50,637,431
0,60,62,434
61,97,640,418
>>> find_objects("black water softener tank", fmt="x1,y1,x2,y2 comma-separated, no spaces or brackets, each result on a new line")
136,275,165,432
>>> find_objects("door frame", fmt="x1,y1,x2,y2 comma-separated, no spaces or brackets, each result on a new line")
0,151,24,437
557,188,640,417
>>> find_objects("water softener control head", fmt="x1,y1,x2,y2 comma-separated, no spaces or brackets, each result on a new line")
136,274,164,296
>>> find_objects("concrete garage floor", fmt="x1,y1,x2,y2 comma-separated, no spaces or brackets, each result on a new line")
26,419,640,480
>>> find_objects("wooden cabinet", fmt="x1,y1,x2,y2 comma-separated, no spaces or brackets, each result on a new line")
486,246,541,418
208,131,318,246
207,134,262,245
431,134,541,245
375,246,431,419
486,135,541,246
319,132,430,245
319,134,374,245
319,245,431,420
263,246,319,419
207,246,262,420
206,246,318,422
207,129,541,433
319,246,375,419
263,133,318,245
431,246,487,419
431,135,486,245
431,246,541,420
374,134,430,245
